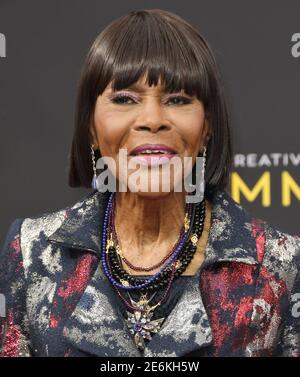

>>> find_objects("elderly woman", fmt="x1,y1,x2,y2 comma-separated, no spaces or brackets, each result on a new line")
0,9,299,358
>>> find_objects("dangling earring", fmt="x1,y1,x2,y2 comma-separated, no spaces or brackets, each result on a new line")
202,146,207,172
90,144,97,190
199,145,207,196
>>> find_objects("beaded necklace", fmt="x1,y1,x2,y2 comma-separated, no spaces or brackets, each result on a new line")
112,215,191,273
109,193,193,272
101,192,206,350
105,194,205,291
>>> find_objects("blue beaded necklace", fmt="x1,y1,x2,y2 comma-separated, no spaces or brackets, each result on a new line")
101,192,192,291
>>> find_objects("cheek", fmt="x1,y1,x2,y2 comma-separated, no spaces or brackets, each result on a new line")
93,111,128,155
171,110,205,152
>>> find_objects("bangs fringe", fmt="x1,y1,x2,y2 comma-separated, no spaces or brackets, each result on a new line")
87,9,215,109
69,9,232,193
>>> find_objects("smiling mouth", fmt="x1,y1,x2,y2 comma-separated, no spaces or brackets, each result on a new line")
130,150,177,156
125,144,180,167
129,143,178,156
128,153,178,166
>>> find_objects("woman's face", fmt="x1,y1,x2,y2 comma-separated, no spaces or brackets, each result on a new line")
90,74,209,199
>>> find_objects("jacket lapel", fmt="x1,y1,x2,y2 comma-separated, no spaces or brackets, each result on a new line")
62,261,142,357
143,271,213,356
46,189,261,357
61,257,213,357
143,190,261,357
47,190,109,254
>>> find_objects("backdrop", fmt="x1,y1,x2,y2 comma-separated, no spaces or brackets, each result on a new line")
1,0,299,247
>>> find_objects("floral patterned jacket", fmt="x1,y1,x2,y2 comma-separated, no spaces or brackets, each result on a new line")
0,189,299,357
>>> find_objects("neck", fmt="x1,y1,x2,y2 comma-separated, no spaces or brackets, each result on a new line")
114,191,187,256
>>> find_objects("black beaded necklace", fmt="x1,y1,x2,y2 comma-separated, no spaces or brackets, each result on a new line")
103,193,206,350
107,197,206,293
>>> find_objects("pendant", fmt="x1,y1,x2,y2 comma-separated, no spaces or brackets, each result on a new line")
106,232,114,253
184,212,190,232
124,294,165,351
190,233,198,247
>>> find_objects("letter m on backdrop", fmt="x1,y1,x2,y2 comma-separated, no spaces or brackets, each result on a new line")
0,33,6,58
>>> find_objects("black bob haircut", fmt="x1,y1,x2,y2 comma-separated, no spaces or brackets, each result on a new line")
68,8,232,199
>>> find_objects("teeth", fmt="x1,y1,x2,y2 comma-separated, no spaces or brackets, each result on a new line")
139,149,171,154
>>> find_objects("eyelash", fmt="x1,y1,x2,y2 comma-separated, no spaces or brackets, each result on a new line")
110,93,192,106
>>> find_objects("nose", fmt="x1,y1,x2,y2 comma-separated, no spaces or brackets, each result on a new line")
132,99,171,133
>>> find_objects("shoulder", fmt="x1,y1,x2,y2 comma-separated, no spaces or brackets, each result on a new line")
1,190,99,263
259,219,300,290
20,190,98,237
211,189,300,290
248,211,300,269
263,220,300,259
220,189,299,260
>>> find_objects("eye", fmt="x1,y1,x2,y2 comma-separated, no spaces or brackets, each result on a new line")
110,93,137,105
165,95,192,106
